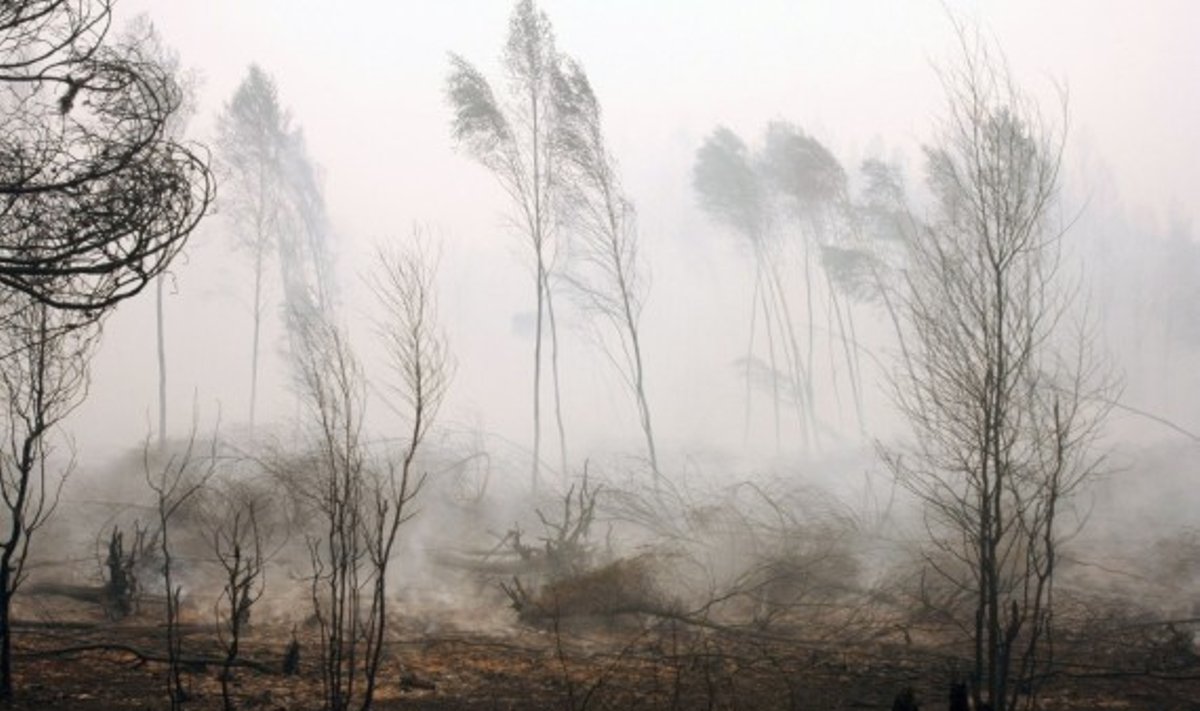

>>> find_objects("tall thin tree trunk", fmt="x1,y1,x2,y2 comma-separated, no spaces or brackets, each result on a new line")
620,288,658,479
844,299,866,433
593,181,659,479
633,357,658,478
529,86,545,495
544,276,568,481
824,273,864,433
763,259,811,451
156,278,167,452
0,567,11,703
532,257,544,493
802,237,817,449
743,271,760,448
249,246,264,432
759,267,782,453
823,281,845,421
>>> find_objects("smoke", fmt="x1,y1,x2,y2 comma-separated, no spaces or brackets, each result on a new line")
8,6,1196,688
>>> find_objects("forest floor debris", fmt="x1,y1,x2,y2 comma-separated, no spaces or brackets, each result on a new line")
5,604,1199,710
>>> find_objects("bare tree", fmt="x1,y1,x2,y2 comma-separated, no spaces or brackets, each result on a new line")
0,300,97,702
290,312,367,711
144,425,218,710
0,0,214,315
447,0,573,490
882,22,1111,711
359,237,451,710
283,233,450,711
553,62,660,479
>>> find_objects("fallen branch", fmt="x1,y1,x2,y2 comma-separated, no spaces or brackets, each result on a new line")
17,643,276,674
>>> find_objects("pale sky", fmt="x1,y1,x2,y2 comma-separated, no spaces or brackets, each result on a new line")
72,1,1200,464
112,1,1199,225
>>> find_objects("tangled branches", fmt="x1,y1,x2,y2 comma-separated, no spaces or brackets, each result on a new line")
0,1,214,314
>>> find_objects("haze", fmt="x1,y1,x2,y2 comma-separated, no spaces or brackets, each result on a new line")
71,1,1200,465
6,1,1200,708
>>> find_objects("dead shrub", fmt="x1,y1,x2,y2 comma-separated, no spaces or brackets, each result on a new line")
505,555,663,623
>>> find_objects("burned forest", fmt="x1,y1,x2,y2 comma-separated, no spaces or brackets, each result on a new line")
0,1,1198,710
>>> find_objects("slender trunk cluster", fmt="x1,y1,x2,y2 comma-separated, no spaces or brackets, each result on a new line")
294,317,369,711
293,239,447,711
753,243,815,451
695,123,877,452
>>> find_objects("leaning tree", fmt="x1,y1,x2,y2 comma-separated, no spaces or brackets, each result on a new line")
694,126,814,450
695,122,894,451
447,0,573,491
217,64,335,431
553,59,660,480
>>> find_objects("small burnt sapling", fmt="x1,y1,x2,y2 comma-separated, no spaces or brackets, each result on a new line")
207,478,274,711
145,427,218,711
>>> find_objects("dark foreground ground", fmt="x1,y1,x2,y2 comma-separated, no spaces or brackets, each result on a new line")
6,611,1200,711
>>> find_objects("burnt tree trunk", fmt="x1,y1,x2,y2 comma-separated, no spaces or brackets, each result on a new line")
0,566,12,703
